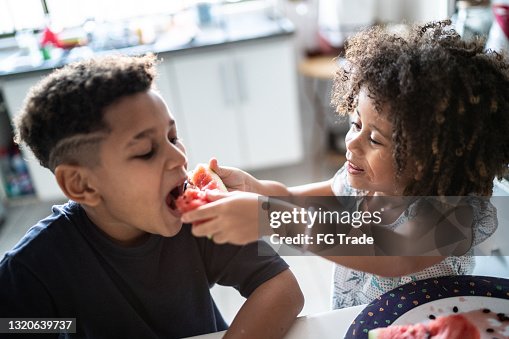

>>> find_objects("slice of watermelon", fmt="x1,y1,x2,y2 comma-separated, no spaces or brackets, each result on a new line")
175,188,209,214
189,164,227,192
368,314,480,339
175,163,227,214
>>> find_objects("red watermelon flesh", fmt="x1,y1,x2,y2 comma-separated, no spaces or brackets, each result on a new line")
190,164,227,191
175,164,227,215
368,314,480,339
175,188,209,214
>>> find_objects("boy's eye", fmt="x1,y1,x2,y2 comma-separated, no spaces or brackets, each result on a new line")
169,136,179,145
136,149,155,159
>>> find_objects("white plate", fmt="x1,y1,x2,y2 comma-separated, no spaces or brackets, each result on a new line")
393,295,509,324
345,275,509,338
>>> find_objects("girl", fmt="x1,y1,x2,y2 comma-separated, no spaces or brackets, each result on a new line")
181,20,509,308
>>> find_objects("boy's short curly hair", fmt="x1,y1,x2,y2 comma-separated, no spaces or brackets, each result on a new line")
332,20,509,196
14,54,157,171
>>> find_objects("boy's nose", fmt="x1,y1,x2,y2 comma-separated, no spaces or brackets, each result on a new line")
164,143,187,170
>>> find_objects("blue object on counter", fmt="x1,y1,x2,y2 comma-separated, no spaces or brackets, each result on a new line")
0,146,35,198
197,2,213,26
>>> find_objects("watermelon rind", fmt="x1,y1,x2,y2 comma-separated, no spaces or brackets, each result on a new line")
368,328,381,339
209,171,227,192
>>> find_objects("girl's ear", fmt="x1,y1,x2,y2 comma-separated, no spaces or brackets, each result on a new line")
54,164,101,206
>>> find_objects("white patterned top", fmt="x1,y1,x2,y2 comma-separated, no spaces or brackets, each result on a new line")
330,164,498,309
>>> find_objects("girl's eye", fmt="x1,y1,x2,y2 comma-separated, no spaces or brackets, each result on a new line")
169,136,179,145
369,137,382,145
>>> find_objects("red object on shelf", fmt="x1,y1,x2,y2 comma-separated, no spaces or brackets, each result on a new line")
40,27,63,48
494,4,509,39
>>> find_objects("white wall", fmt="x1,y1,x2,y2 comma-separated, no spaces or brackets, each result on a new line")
402,0,453,23
377,0,454,23
377,0,406,23
276,0,455,57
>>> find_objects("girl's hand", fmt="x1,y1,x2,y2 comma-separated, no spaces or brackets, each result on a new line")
181,190,263,245
208,158,259,193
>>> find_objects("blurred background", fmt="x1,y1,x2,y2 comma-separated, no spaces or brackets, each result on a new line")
0,0,508,323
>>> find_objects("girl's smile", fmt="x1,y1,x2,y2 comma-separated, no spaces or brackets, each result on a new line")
346,152,365,175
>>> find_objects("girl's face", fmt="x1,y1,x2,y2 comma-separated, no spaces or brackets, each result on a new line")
345,88,410,195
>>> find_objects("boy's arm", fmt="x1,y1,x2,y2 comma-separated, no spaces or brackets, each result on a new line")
224,269,303,339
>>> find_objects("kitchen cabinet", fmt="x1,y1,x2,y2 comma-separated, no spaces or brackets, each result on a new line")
161,36,303,169
161,50,245,168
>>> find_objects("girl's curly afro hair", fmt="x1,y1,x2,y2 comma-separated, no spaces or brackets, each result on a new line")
332,20,509,196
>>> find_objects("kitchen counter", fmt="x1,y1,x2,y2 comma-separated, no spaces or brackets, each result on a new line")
0,15,294,78
185,305,366,339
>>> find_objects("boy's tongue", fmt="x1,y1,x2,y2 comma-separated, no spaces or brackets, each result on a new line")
167,184,185,210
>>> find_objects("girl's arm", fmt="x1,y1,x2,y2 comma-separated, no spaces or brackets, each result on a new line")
322,200,474,276
225,269,304,339
289,179,335,196
209,158,334,196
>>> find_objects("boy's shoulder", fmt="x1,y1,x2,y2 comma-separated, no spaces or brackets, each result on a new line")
0,201,83,267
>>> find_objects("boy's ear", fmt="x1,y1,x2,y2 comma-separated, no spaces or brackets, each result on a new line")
54,164,101,206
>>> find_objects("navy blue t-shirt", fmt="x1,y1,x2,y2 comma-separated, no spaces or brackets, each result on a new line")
0,201,288,338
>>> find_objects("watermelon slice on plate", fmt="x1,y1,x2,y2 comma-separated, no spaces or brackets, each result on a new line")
368,314,480,339
346,275,509,339
175,163,227,214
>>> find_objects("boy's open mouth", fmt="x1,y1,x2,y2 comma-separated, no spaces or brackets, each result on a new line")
166,181,186,214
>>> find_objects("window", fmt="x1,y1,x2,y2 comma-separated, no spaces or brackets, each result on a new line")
0,0,45,35
45,0,191,29
0,0,248,35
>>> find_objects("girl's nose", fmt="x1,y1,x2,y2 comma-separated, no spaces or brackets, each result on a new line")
345,129,363,155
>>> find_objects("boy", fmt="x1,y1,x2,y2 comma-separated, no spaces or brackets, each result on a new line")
0,54,303,338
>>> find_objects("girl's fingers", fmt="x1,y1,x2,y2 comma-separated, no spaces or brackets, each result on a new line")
205,189,229,202
208,158,231,179
208,158,219,171
191,218,221,237
210,232,228,244
181,203,216,223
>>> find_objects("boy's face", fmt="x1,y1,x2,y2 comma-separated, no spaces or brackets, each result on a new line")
345,88,411,195
85,89,187,245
